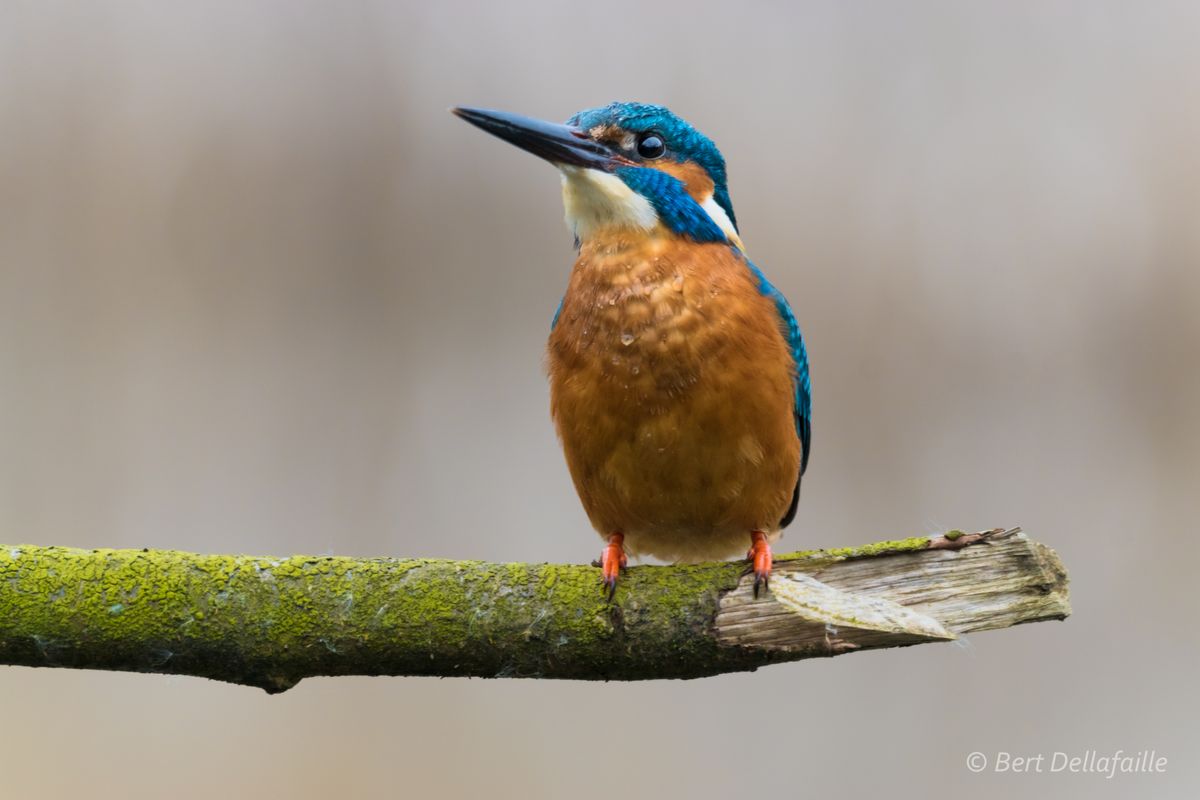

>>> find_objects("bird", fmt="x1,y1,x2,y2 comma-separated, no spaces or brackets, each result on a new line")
452,102,811,599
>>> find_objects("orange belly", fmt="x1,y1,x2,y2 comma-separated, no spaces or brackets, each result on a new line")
547,231,801,562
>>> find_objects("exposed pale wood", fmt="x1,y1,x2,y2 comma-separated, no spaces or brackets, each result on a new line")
0,528,1069,692
716,528,1069,655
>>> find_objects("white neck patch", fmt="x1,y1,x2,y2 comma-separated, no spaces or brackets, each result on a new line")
560,167,658,240
700,193,745,251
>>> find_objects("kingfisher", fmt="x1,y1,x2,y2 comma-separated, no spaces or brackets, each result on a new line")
453,102,811,599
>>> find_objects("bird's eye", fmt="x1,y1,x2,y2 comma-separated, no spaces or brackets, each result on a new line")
636,134,666,159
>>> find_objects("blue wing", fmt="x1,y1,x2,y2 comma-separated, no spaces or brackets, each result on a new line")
551,295,564,330
743,257,812,526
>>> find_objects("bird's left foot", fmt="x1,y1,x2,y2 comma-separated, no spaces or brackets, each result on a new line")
597,532,627,601
746,530,772,598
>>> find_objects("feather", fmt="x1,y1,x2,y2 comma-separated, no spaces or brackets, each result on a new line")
741,254,812,525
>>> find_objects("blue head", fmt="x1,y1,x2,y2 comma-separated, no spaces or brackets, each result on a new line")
453,102,742,247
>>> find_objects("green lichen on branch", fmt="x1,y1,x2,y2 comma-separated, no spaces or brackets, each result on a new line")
0,530,1069,692
0,545,749,692
775,535,936,565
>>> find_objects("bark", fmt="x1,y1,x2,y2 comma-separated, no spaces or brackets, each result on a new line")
0,528,1069,693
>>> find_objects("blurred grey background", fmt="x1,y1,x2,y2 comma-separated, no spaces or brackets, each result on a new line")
1,1,1197,798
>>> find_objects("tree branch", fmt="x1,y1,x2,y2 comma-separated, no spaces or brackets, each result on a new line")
0,528,1069,693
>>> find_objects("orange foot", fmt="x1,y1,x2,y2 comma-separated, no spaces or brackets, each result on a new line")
598,532,627,601
746,530,772,599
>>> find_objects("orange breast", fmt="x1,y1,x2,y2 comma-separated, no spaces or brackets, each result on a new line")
547,231,801,562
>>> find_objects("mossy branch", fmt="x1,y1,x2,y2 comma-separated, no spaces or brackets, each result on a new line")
0,528,1069,693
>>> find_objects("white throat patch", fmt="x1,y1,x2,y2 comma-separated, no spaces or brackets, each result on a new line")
560,167,658,240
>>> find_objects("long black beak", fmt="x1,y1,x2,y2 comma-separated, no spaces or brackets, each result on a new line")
452,106,628,171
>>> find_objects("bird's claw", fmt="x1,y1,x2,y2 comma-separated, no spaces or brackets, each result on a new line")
746,530,772,599
599,533,627,601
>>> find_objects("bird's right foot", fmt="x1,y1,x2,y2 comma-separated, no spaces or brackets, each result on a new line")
746,530,773,599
